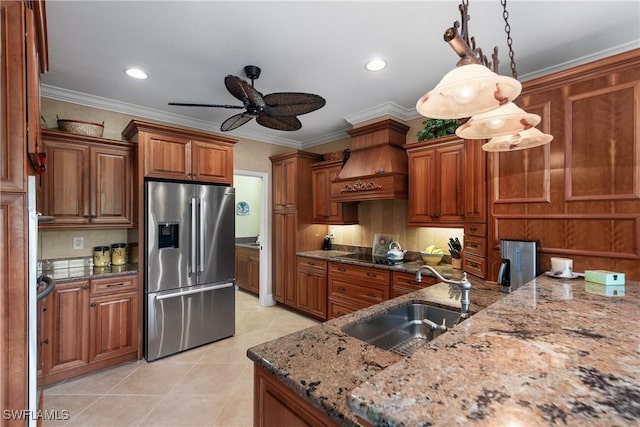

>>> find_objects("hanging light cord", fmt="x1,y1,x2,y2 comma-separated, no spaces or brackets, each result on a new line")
501,0,517,79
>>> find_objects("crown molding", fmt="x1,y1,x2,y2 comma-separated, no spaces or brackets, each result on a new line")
343,101,420,126
520,40,640,81
41,84,305,149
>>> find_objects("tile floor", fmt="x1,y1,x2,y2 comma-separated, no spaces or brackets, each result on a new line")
43,290,318,426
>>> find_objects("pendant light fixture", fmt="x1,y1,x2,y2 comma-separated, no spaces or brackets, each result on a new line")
416,0,552,152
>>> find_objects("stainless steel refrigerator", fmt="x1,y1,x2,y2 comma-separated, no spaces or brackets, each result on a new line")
145,180,235,361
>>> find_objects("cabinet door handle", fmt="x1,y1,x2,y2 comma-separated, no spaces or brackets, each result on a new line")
337,286,346,292
366,272,378,278
106,282,125,288
337,268,346,272
469,243,478,249
469,227,477,232
40,339,48,345
83,214,90,219
366,293,378,300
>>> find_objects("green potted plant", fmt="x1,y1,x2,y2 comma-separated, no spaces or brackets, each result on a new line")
416,118,461,141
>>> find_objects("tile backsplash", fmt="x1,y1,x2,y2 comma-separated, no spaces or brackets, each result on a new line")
39,228,128,259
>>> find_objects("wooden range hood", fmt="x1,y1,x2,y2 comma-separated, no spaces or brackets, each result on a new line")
330,119,410,202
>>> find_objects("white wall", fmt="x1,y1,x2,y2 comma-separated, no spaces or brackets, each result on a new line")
234,175,261,238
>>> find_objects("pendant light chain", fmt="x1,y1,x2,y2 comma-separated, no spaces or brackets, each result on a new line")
501,0,517,79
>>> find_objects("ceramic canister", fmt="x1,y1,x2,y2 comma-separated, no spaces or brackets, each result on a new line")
111,243,127,266
93,246,110,267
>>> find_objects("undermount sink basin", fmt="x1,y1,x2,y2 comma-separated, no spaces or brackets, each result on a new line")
342,303,462,356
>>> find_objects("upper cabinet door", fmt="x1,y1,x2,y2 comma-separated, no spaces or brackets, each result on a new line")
191,140,233,184
41,140,90,224
273,157,297,209
144,133,191,180
91,145,133,225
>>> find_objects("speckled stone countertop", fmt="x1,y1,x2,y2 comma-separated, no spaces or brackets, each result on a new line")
38,257,138,282
248,271,640,426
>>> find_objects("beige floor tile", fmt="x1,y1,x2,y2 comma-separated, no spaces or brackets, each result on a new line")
41,290,317,426
138,394,227,427
215,392,253,427
169,363,247,396
41,394,100,427
44,360,144,395
65,395,162,427
107,362,192,395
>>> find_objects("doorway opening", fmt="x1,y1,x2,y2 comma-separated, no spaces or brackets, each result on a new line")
234,170,275,307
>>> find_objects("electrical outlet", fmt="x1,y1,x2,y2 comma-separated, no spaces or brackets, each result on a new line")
72,237,84,250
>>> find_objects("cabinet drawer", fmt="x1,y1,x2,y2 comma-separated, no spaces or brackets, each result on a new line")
463,235,486,257
90,275,137,297
391,271,436,290
329,279,387,305
463,254,486,278
464,223,487,237
296,257,327,272
328,299,366,319
328,262,389,285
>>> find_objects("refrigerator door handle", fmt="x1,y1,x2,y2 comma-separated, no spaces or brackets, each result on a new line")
189,197,197,276
199,198,204,273
155,282,235,300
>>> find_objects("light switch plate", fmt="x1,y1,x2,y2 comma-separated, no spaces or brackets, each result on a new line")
72,237,84,250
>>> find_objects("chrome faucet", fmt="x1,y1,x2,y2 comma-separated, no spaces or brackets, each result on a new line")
415,265,472,319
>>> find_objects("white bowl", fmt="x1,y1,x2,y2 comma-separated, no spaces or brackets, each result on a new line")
420,252,444,265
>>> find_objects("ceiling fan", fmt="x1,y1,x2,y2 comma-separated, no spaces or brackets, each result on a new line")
169,65,326,132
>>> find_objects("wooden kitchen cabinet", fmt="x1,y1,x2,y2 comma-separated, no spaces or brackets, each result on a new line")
311,160,358,224
254,364,338,427
327,262,389,318
390,271,437,298
271,151,326,309
296,257,328,320
406,136,465,226
123,120,236,185
40,130,134,228
236,245,260,295
1,0,48,415
41,274,140,386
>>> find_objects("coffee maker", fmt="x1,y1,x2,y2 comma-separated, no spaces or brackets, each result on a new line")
497,239,539,292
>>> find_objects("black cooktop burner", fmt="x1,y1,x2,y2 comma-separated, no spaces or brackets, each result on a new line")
336,253,402,265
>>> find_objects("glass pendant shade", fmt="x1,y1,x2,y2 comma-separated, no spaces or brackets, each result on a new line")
481,127,553,152
455,102,541,139
416,64,522,119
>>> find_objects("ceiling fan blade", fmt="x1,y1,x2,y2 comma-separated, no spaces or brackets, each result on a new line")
225,75,266,111
168,102,244,109
220,113,254,132
225,75,249,103
256,114,302,131
263,93,326,116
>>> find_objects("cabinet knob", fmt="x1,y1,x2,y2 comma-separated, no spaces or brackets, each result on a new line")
83,285,89,290
40,339,49,345
90,303,96,308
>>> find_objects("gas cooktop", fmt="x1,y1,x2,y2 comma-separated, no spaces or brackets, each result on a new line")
334,253,402,265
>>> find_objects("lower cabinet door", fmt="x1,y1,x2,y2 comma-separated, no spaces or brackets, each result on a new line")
296,267,327,320
45,281,90,375
89,290,138,363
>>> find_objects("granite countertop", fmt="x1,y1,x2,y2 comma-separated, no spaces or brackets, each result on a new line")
38,257,138,282
247,275,640,426
297,249,460,279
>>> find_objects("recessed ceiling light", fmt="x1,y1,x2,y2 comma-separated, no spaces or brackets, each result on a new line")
125,68,148,79
365,58,387,72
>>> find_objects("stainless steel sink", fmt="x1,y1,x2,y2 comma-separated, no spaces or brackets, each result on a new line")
342,303,462,356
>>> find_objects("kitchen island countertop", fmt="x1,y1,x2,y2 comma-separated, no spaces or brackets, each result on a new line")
247,275,640,426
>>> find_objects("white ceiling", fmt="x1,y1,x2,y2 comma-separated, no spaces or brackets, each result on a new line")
42,1,640,148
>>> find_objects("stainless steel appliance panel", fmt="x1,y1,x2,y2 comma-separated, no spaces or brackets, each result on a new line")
197,185,235,285
146,181,196,293
146,282,235,362
498,239,539,292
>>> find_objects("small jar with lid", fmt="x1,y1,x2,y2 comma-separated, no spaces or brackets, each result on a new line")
111,243,128,266
93,246,110,267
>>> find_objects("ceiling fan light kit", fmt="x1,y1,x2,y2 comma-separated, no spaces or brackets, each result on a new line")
416,0,552,152
169,65,325,132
